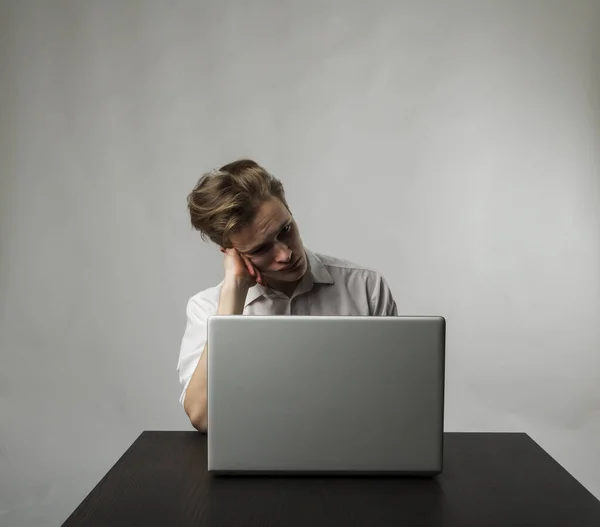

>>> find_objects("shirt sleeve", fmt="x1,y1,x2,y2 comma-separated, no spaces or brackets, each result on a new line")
177,294,217,406
369,273,398,316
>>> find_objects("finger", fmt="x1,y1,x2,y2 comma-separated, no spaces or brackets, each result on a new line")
252,263,265,285
238,252,256,277
226,248,252,275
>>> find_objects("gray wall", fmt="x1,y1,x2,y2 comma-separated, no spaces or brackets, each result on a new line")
1,1,599,525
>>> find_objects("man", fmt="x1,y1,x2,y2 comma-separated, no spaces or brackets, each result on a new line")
177,159,398,431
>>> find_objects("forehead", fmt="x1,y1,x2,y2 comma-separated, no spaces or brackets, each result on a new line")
229,199,291,249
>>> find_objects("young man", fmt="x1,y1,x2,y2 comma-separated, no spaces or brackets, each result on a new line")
178,159,398,431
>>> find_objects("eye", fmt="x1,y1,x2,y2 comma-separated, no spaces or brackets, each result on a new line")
281,224,292,235
250,245,268,255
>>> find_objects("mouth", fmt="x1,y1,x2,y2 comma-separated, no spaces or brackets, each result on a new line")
282,256,301,272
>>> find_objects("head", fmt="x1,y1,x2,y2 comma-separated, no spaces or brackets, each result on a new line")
187,159,308,283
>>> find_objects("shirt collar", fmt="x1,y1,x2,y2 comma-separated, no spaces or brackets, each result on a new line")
244,248,334,307
305,248,334,285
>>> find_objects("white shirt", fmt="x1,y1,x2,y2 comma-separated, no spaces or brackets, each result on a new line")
177,248,398,405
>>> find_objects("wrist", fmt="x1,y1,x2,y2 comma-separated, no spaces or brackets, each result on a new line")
223,274,253,290
219,276,251,315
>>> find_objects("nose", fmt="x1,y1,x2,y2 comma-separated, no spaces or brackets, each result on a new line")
274,242,292,263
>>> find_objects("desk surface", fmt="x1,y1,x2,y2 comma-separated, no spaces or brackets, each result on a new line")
62,432,600,527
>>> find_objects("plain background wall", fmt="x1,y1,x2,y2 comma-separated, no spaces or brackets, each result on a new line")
1,0,599,525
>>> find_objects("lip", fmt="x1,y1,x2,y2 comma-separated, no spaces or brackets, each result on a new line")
282,256,301,271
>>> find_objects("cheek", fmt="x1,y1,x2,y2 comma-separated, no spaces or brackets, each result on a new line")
290,231,302,248
254,257,277,273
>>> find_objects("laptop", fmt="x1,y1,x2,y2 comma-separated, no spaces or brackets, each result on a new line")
207,315,445,475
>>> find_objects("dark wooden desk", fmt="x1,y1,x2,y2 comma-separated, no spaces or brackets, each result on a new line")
62,432,600,526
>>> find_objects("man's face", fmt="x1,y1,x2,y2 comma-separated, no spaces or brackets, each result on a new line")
228,198,308,283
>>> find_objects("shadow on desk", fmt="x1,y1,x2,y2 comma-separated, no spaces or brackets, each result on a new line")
209,474,448,525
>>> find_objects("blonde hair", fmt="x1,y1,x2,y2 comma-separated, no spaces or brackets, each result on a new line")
187,159,288,247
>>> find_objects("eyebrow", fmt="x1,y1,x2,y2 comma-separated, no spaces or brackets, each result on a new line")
244,220,291,254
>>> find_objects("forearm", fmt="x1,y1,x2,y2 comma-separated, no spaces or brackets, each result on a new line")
216,277,250,315
184,343,208,431
183,278,250,432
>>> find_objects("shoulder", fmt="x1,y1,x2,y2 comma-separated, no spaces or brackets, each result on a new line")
185,282,222,318
310,251,396,315
313,251,382,281
314,251,398,315
310,250,392,298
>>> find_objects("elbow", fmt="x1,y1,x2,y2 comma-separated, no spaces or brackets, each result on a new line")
184,397,208,433
191,414,208,433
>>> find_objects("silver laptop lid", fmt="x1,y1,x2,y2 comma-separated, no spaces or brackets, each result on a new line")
207,316,445,474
